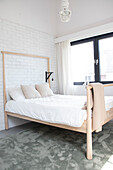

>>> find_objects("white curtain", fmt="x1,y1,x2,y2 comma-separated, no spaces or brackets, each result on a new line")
56,40,74,95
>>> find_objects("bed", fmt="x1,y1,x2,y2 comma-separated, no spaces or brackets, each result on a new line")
2,51,113,160
5,95,113,128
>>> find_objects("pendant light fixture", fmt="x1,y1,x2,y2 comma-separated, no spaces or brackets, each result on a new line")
59,0,72,23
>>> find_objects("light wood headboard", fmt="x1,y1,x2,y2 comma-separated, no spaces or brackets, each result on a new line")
1,51,50,107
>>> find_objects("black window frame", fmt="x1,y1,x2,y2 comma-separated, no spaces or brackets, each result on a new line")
71,32,113,85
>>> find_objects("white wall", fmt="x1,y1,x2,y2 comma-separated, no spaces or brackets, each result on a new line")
0,0,57,36
56,0,113,37
0,18,57,131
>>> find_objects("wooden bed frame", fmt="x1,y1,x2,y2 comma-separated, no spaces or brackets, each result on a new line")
2,51,113,160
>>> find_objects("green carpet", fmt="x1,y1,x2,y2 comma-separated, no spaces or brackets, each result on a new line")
0,121,113,170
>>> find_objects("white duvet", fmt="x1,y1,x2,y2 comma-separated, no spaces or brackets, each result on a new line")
5,95,113,127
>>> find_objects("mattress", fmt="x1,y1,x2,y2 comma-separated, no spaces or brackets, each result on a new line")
5,95,113,127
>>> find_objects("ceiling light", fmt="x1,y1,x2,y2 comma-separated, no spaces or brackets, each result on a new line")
59,0,72,23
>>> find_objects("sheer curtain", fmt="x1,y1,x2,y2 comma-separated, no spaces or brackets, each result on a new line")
56,40,74,95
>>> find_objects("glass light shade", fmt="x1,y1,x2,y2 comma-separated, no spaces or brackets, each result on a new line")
59,9,72,22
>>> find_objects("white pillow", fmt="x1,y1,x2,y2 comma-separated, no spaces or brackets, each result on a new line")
8,87,25,101
21,85,41,99
35,83,53,97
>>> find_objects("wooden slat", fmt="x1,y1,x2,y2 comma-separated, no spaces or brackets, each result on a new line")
88,83,113,90
2,52,8,129
1,51,49,59
104,84,113,87
48,58,51,87
2,52,7,106
7,112,87,133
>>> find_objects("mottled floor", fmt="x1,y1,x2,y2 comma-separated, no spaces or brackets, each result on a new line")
0,122,38,139
0,121,113,170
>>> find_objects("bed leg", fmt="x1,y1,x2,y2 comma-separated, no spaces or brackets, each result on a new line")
87,86,92,160
5,111,8,130
87,119,92,160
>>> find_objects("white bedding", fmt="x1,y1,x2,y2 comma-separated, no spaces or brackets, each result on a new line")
5,95,113,127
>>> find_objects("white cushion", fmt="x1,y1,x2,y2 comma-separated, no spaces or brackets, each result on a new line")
21,85,41,99
8,87,25,101
35,83,53,97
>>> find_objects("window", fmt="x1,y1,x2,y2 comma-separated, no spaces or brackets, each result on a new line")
99,37,113,81
71,41,94,83
71,32,113,85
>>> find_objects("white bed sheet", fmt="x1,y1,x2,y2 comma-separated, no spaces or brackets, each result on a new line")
5,95,113,127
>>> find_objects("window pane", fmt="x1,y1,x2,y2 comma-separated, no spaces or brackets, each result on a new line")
71,41,95,83
99,37,113,81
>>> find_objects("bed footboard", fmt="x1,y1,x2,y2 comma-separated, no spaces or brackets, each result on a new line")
86,83,113,160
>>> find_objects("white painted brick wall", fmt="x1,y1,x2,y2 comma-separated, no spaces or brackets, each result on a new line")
0,18,57,131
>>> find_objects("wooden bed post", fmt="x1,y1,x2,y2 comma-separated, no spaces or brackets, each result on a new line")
48,58,51,88
2,51,9,130
86,86,92,160
4,112,8,130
